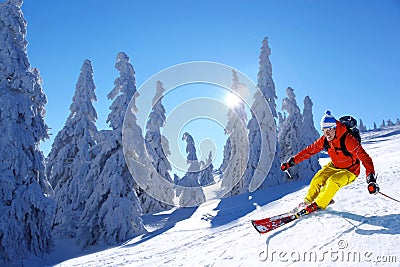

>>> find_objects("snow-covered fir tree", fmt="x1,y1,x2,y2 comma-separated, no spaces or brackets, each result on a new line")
245,91,282,191
373,122,378,130
258,37,277,118
77,52,145,248
142,80,174,213
278,87,303,180
300,96,319,150
199,151,215,186
46,59,98,238
0,0,55,263
122,85,175,211
359,119,367,132
218,137,231,174
176,132,206,206
277,111,286,132
243,37,283,192
173,174,180,185
31,67,54,195
297,96,321,179
221,70,249,196
145,80,172,182
381,119,386,128
256,37,282,190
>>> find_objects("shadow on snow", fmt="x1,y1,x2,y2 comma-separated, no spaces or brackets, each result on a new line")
329,210,400,236
209,178,312,228
122,206,198,248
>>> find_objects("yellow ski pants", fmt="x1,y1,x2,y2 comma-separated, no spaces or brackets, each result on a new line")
305,162,357,209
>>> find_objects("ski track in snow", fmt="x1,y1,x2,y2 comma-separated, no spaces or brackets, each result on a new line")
31,126,400,267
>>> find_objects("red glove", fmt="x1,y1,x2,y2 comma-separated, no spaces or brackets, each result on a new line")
368,182,379,194
280,158,295,171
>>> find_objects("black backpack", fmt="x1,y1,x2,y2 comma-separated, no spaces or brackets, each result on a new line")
323,115,361,157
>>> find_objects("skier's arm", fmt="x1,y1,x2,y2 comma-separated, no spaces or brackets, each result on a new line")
293,136,325,164
345,135,375,177
344,134,378,194
356,146,375,176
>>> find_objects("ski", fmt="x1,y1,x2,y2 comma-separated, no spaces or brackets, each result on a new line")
251,200,334,234
251,208,312,234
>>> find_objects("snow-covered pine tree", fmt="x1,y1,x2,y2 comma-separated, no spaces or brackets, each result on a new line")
0,0,55,263
278,87,303,180
300,96,319,148
46,59,98,238
173,174,180,185
31,67,54,196
221,70,249,196
218,137,231,174
256,37,282,189
176,132,205,206
373,122,378,130
243,37,282,192
145,80,172,182
199,151,215,186
297,96,321,179
122,82,175,212
258,37,277,118
277,112,285,132
359,119,367,132
78,52,145,248
141,80,174,213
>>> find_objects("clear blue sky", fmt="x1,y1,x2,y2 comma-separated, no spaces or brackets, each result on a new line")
20,0,400,161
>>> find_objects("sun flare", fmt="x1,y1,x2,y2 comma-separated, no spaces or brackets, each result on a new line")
225,92,242,109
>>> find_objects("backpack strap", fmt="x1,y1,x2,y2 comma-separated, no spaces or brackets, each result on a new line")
324,131,360,168
340,132,351,157
324,131,359,157
325,132,356,157
323,137,330,150
340,132,360,166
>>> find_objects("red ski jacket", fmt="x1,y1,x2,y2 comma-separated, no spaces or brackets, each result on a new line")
293,121,375,177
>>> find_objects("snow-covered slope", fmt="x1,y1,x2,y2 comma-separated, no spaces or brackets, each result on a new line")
33,126,400,266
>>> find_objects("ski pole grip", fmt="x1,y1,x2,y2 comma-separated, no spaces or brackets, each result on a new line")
281,163,290,171
281,157,295,172
368,182,379,194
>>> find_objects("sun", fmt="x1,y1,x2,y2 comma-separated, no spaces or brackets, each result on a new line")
225,92,242,109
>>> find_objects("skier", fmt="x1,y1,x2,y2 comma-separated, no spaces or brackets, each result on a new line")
281,110,379,213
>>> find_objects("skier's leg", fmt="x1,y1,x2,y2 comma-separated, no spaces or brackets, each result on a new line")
314,169,357,209
304,162,337,203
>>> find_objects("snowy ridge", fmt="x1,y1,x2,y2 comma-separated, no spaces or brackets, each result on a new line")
30,125,400,266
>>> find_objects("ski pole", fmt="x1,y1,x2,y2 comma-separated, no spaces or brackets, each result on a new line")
285,170,294,179
379,191,400,203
